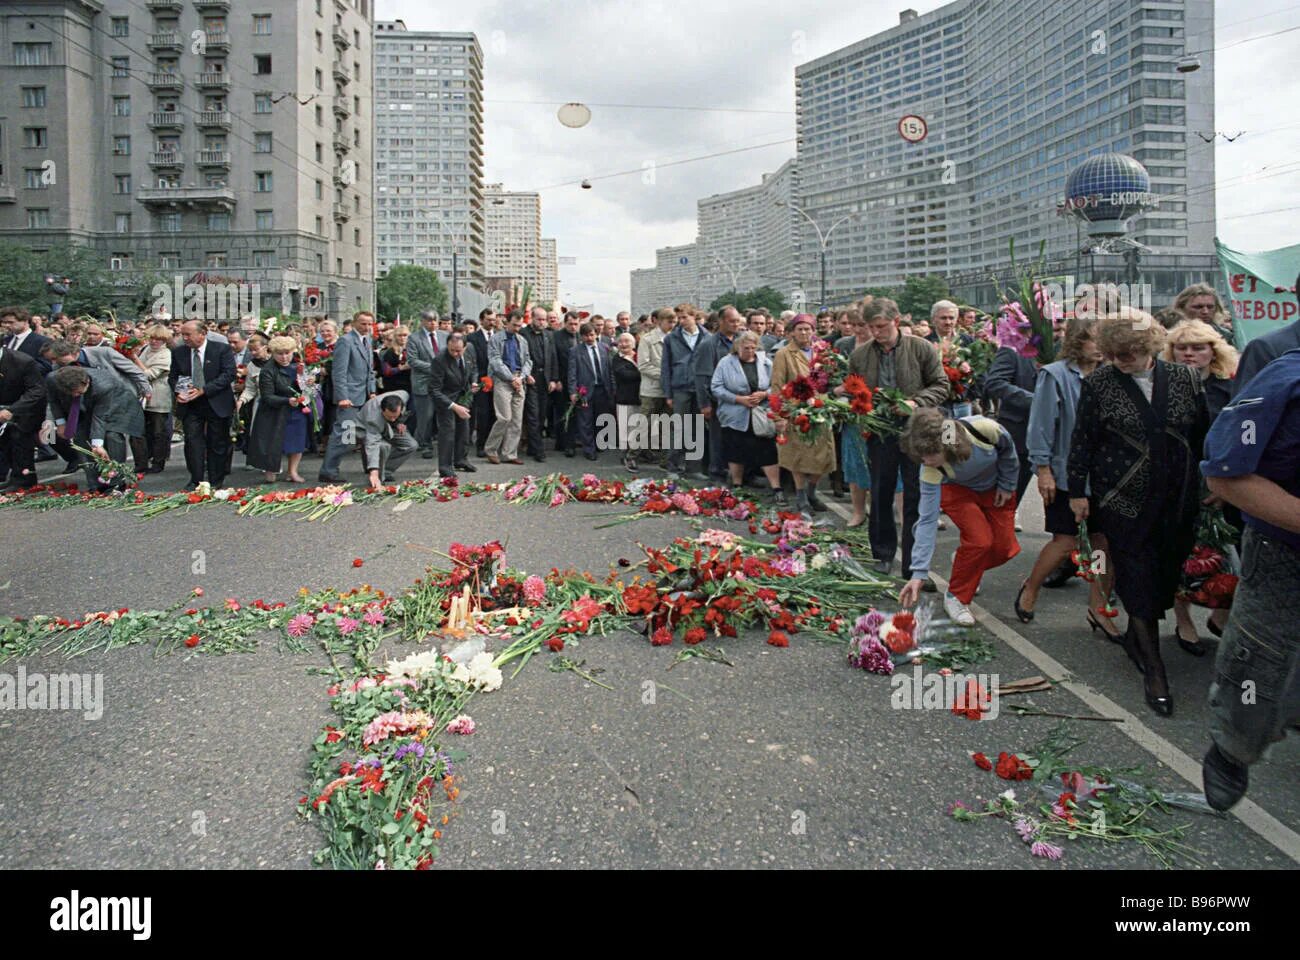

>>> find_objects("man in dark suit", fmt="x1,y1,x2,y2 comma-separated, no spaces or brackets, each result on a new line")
169,320,237,489
551,312,581,455
521,307,559,463
983,346,1038,505
429,333,480,480
1,307,52,373
0,343,47,490
468,309,495,457
567,322,615,461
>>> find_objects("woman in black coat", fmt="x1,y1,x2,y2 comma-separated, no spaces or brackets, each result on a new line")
247,336,311,482
1068,313,1210,717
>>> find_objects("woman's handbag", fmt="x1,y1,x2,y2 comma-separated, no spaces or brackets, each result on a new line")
750,404,777,438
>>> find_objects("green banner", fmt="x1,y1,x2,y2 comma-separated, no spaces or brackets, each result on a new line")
1214,238,1299,350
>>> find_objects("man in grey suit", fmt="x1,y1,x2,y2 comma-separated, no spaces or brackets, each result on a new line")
319,311,378,482
355,389,418,488
406,310,447,458
44,339,150,399
47,365,144,489
483,311,532,464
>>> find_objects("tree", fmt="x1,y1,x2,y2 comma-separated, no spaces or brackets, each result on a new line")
709,285,789,315
376,264,448,321
862,275,951,319
0,242,161,317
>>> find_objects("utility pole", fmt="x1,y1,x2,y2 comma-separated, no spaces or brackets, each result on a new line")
451,251,460,320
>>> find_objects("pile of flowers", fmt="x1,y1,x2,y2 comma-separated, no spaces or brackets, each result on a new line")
847,609,919,674
1178,507,1240,609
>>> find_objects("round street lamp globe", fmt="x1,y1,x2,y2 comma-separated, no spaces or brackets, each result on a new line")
558,103,592,128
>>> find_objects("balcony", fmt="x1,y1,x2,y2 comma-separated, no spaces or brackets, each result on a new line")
149,150,184,168
0,184,16,204
332,99,350,119
147,72,184,92
193,0,230,10
136,184,235,210
195,72,230,90
332,203,351,223
196,110,231,129
332,132,351,154
195,150,230,168
332,62,351,85
148,32,183,53
146,0,183,12
148,111,184,129
332,25,351,50
202,31,230,51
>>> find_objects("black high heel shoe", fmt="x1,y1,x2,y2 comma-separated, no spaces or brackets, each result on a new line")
1207,618,1225,639
1173,624,1207,657
1143,673,1174,717
1014,581,1035,623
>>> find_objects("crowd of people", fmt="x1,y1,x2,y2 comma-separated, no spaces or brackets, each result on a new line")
0,277,1297,811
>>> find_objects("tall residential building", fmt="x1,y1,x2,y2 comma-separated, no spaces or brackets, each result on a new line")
794,0,1217,307
484,182,541,294
697,159,799,306
0,0,376,319
630,267,657,317
537,237,558,305
653,242,700,308
373,21,484,294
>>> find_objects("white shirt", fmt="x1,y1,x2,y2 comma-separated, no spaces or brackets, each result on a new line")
9,331,26,352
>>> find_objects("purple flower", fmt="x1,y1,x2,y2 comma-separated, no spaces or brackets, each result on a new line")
1031,840,1064,861
856,610,885,635
393,742,426,762
1014,818,1037,843
862,638,893,676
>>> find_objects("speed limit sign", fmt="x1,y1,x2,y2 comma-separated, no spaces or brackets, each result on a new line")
898,115,928,143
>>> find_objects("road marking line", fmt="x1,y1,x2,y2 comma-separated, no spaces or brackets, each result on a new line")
823,497,1300,863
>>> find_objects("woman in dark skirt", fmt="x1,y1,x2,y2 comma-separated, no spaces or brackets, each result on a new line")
247,335,312,483
710,331,786,504
1068,312,1210,717
611,333,642,472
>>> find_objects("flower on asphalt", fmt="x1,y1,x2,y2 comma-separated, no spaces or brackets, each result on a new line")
1014,818,1037,843
1031,840,1064,861
338,617,361,635
523,575,547,604
362,608,386,626
446,715,476,736
287,613,315,638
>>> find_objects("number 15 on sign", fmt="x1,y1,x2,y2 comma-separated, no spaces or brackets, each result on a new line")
899,115,928,143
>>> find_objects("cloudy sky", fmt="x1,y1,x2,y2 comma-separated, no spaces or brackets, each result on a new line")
377,0,1300,314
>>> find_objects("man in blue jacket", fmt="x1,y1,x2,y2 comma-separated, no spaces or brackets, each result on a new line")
694,306,741,481
661,307,706,479
319,311,377,482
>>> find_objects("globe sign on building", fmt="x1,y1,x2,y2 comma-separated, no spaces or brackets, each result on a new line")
1062,153,1159,237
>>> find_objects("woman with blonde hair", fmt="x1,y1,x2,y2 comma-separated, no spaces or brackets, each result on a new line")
246,335,311,483
1068,310,1210,716
128,324,174,474
1173,283,1233,341
1163,319,1238,421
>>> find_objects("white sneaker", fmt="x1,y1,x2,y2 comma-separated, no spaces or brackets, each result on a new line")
944,592,976,627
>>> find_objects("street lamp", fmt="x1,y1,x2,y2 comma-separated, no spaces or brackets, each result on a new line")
710,250,757,300
776,200,859,310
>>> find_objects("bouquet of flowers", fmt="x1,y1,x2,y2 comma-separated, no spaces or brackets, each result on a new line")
71,443,136,494
113,333,144,357
1177,507,1240,609
994,239,1061,364
769,374,906,446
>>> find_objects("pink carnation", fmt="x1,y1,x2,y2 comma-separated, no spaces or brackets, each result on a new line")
363,608,386,626
670,492,700,516
523,575,547,604
549,492,566,508
338,617,361,635
287,613,315,638
446,715,476,736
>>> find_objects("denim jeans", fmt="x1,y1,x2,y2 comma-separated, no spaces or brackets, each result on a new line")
1208,526,1300,765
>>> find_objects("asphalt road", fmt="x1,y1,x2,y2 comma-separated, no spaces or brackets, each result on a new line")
0,445,1295,869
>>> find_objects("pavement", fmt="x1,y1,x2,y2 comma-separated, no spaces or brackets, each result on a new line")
0,440,1295,870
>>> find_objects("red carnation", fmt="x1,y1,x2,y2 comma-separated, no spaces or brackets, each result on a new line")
185,634,201,648
767,630,790,648
547,637,565,652
972,752,993,771
650,626,673,647
352,558,364,568
684,627,707,645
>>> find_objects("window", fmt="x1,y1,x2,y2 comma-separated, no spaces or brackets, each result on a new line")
159,253,180,269
112,97,131,117
315,142,323,162
206,252,228,268
315,215,324,235
21,87,46,108
24,168,47,189
24,128,48,148
113,136,131,156
255,210,273,230
337,258,343,274
253,15,272,35
114,175,132,194
315,180,323,199
111,17,129,37
27,209,50,228
253,250,274,268
254,92,273,114
254,132,272,153
112,56,129,77
316,253,324,271
315,104,324,126
354,228,361,245
159,212,181,232
14,43,53,66
115,213,131,234
206,213,230,232
316,31,323,52
355,262,361,278
254,55,272,75
254,171,273,192
109,254,131,271
315,68,323,91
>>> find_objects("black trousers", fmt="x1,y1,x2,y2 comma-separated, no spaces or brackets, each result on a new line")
866,433,922,578
551,389,575,452
524,384,548,457
0,422,37,485
180,399,232,486
576,386,613,456
474,389,495,452
436,405,469,473
999,417,1033,505
130,410,171,470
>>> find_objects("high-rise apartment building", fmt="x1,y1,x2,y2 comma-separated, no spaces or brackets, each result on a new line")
537,237,558,304
697,159,799,307
484,182,541,294
653,242,700,308
794,0,1217,306
0,0,376,319
630,267,657,317
373,21,483,294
